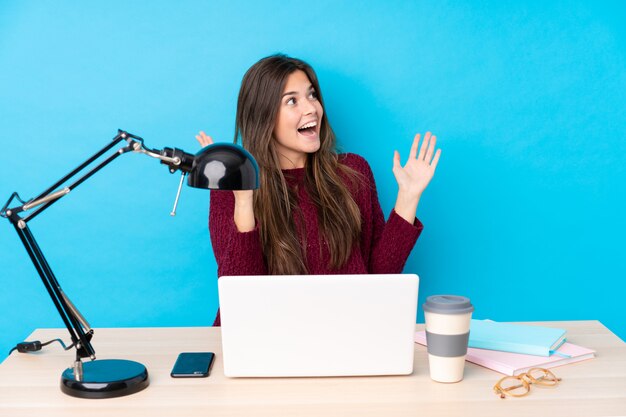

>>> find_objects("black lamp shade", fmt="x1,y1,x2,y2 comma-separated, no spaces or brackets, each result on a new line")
188,143,259,190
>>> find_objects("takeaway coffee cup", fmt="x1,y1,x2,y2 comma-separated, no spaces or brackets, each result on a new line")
423,295,474,383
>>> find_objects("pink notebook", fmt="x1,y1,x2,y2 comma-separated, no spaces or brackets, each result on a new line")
415,331,595,376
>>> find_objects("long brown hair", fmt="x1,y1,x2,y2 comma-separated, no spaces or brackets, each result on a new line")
234,54,362,274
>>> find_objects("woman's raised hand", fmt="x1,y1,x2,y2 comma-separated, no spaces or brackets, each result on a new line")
195,131,214,147
393,132,441,198
392,132,441,223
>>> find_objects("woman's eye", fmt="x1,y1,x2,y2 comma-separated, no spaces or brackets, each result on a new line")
286,97,296,105
309,91,318,99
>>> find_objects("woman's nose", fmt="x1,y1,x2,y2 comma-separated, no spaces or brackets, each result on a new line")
302,99,316,115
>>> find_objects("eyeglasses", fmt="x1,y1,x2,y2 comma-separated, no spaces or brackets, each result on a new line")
493,368,562,399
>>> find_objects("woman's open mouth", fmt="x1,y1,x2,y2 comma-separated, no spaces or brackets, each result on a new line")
297,120,318,138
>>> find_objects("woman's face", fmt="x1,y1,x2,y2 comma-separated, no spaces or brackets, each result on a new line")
273,70,324,169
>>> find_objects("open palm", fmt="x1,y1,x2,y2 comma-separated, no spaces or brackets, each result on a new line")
393,132,441,199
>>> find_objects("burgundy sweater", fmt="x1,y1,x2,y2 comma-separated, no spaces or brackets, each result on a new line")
209,153,423,326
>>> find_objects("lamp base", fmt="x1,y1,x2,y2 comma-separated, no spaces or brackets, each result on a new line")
60,359,149,399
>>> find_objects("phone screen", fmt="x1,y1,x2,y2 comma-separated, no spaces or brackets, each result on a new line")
171,352,215,378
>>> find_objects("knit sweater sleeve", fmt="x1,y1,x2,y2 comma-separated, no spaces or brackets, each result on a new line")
209,190,268,276
347,154,423,273
370,208,423,273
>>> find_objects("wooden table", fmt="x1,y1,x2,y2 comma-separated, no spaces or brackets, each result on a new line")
0,321,624,417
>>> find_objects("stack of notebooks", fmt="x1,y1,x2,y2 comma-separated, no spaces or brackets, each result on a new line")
415,319,596,376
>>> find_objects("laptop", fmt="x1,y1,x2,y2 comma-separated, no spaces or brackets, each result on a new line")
217,274,419,377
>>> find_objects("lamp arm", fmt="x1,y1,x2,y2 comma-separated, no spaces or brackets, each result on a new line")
21,143,133,223
29,131,129,207
1,130,130,221
1,129,195,365
12,220,96,360
118,132,196,174
132,143,181,165
22,187,71,211
59,287,92,333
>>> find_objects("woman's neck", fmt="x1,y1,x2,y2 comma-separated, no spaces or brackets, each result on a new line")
278,153,306,169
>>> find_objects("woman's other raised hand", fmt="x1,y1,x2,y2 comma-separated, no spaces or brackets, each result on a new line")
392,132,441,223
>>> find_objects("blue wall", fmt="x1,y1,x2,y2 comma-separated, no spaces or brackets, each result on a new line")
1,1,625,359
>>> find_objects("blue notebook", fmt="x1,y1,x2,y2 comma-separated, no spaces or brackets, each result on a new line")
469,320,567,357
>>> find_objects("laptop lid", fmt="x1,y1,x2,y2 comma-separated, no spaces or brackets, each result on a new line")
218,274,419,377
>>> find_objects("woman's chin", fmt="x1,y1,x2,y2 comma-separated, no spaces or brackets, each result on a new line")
297,133,321,152
305,140,321,154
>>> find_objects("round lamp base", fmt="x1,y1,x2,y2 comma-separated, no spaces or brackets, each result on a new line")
61,359,149,399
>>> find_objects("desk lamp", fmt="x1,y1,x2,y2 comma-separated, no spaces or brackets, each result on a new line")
0,130,259,399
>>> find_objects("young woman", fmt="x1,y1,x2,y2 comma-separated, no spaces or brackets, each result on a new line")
196,55,441,326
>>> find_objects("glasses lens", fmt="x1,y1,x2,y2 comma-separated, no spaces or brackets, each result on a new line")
499,376,529,396
527,368,559,386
